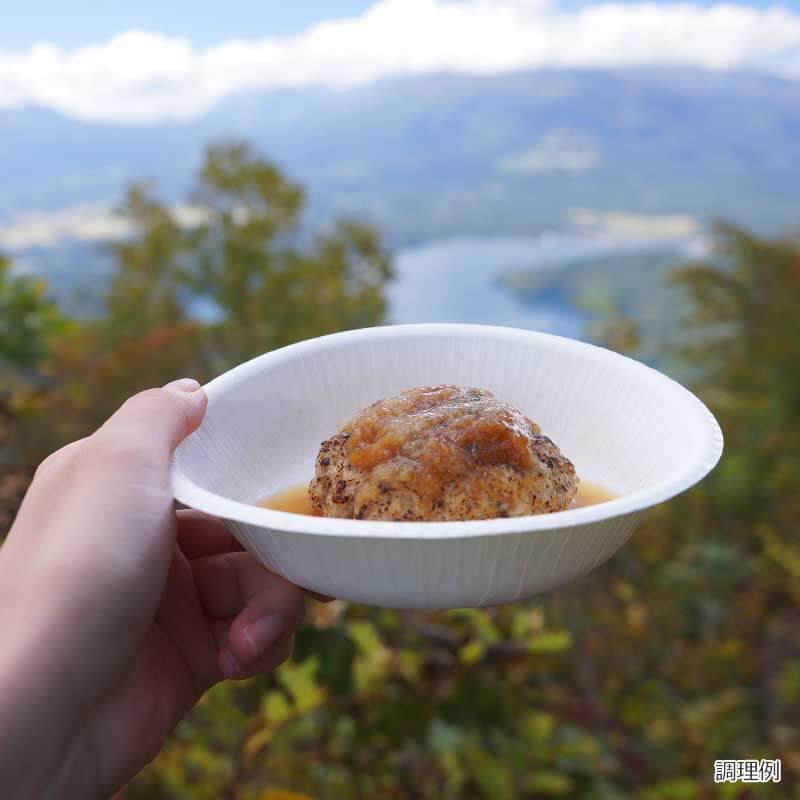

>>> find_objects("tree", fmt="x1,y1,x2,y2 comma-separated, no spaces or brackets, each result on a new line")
105,183,188,343
109,142,392,372
0,255,68,527
672,223,800,526
0,255,65,370
8,143,393,458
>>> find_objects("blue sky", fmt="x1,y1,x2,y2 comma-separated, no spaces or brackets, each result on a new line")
2,2,375,48
1,0,796,49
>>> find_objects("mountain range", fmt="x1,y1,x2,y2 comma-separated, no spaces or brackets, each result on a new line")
1,66,799,249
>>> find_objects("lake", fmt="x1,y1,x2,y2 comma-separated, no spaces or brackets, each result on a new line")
387,234,655,338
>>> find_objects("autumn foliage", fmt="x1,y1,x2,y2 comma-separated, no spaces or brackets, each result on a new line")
1,146,798,798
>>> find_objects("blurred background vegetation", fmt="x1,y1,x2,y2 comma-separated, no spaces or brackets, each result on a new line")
1,143,798,799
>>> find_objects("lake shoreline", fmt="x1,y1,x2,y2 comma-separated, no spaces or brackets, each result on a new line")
388,233,697,340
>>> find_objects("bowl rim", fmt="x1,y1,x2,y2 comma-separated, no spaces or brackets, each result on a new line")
171,323,724,540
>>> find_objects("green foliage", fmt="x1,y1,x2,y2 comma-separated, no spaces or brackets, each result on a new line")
0,147,798,799
0,255,68,497
500,248,692,372
0,255,66,369
672,223,800,534
109,142,391,373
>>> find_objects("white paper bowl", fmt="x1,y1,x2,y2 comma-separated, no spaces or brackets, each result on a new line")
172,324,723,609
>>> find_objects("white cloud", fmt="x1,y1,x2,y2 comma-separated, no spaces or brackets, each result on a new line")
1,0,799,122
0,204,207,250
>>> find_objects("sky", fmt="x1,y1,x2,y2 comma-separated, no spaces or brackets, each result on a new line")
0,2,378,50
1,0,799,122
1,0,796,48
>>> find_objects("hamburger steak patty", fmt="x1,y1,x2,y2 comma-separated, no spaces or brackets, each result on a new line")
309,385,578,521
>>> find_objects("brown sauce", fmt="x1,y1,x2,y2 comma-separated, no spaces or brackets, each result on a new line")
260,484,320,516
260,480,616,517
342,386,540,500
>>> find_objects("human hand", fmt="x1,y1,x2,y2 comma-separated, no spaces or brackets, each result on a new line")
0,380,306,799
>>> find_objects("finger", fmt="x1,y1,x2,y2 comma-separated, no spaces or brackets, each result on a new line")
192,551,305,627
210,617,233,653
192,551,305,667
95,378,207,460
219,634,295,680
192,551,257,619
227,578,305,669
177,509,244,560
307,591,335,603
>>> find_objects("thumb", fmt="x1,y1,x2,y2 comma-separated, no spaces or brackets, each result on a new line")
98,378,207,458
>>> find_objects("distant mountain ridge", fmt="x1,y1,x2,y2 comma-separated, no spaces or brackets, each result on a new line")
1,67,799,245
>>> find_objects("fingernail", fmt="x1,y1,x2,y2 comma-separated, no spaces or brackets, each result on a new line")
163,378,201,394
243,615,281,659
220,649,242,678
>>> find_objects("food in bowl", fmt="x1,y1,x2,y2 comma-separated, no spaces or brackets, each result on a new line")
302,385,579,521
173,324,722,608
